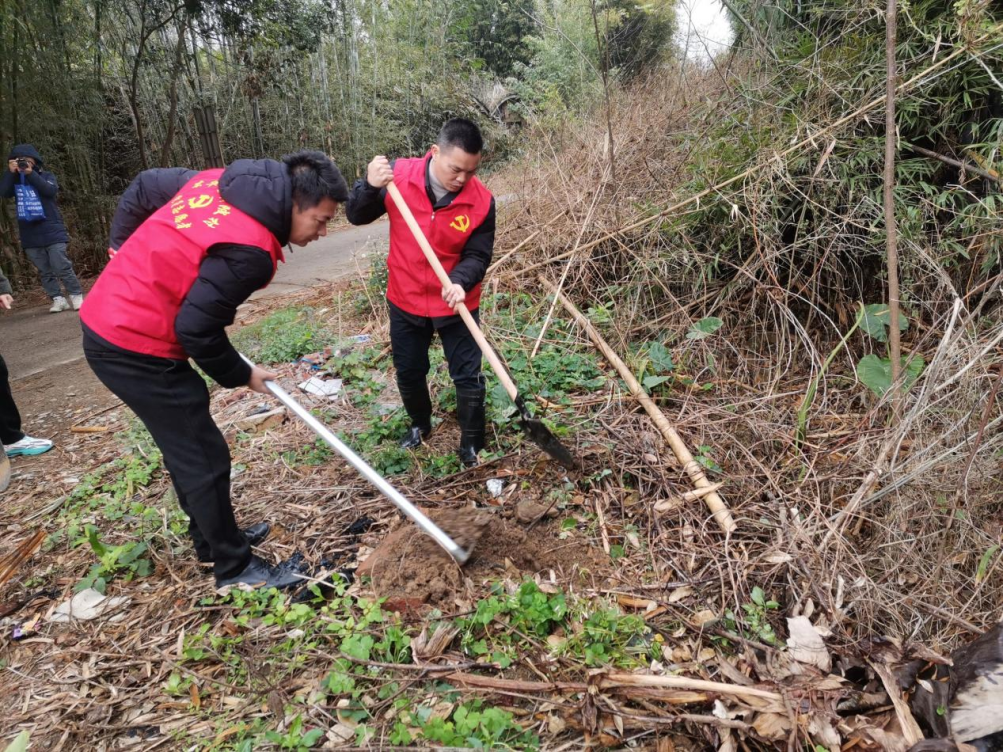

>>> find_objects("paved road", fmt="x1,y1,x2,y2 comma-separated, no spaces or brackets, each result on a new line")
1,220,389,381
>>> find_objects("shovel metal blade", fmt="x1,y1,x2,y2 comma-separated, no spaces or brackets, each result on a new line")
515,397,578,470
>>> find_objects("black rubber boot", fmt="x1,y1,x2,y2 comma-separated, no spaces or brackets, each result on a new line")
398,382,432,449
456,386,486,467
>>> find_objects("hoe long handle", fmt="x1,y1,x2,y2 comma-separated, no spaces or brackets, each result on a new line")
239,355,469,564
386,182,519,403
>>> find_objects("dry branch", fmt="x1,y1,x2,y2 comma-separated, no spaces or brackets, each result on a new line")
540,276,737,533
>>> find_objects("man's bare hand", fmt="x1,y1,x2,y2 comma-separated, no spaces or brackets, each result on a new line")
247,365,278,394
366,156,393,189
442,283,466,310
0,295,12,310
7,160,17,174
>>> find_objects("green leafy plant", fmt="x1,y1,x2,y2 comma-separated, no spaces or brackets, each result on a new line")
686,316,724,340
404,700,539,749
857,353,926,397
855,303,925,398
640,340,675,391
694,445,722,474
162,671,194,697
75,526,152,593
725,587,782,646
264,714,325,751
561,607,656,667
458,581,567,667
859,303,908,342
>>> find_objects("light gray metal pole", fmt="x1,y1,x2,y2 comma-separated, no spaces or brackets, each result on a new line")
240,356,469,564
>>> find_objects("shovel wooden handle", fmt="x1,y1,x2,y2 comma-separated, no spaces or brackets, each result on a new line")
386,181,519,402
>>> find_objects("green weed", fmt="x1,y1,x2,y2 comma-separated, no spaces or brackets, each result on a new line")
232,307,336,364
74,525,152,593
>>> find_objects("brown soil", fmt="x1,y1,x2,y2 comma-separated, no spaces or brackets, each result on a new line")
359,506,610,610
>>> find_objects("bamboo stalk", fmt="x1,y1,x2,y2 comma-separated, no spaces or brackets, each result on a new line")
447,670,780,702
540,277,737,534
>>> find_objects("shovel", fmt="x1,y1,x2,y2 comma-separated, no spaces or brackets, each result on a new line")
386,182,577,470
240,354,471,564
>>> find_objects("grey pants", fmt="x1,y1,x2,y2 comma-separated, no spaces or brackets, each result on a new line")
25,243,82,298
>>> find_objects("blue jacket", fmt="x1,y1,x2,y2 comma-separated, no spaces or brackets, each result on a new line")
0,144,69,248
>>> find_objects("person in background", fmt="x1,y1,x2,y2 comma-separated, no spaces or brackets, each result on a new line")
0,267,54,458
345,118,495,468
80,151,348,590
0,144,84,313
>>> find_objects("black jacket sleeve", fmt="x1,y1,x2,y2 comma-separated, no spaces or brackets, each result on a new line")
110,168,197,250
344,177,389,225
25,170,58,198
347,178,389,225
447,198,495,292
174,244,275,388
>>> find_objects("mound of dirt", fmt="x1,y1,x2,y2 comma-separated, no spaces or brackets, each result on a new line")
357,506,606,609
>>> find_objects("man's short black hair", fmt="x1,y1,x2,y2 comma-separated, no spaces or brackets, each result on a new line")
437,118,483,155
282,150,349,209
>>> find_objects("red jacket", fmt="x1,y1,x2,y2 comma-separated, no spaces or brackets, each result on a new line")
80,169,283,359
385,154,493,318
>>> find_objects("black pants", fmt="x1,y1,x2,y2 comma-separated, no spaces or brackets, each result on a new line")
0,355,24,445
388,300,483,393
83,332,250,579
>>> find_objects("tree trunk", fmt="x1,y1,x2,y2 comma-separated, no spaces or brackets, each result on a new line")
160,15,189,167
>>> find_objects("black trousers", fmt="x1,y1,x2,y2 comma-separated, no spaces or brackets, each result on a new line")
83,332,250,579
0,355,24,445
388,300,483,392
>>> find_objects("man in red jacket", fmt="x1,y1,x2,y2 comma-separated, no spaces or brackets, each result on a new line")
345,119,495,467
80,151,348,590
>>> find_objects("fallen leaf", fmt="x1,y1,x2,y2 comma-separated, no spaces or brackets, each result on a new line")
668,586,693,603
547,714,567,735
763,552,793,564
691,609,719,628
752,712,792,740
787,616,832,672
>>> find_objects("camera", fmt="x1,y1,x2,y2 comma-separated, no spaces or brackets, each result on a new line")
15,158,29,170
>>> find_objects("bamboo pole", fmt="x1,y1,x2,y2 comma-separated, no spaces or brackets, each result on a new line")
540,277,737,534
884,0,902,413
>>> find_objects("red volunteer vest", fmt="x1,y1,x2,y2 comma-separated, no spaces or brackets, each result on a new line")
384,154,492,318
80,169,284,359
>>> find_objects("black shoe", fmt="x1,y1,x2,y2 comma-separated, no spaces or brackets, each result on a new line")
197,522,271,563
399,425,431,449
215,555,304,590
456,386,486,468
244,522,270,547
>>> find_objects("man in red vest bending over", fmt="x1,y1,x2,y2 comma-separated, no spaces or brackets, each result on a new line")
80,151,348,590
345,119,494,468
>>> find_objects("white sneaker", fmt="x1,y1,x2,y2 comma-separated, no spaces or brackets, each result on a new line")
70,294,84,310
49,296,70,313
5,435,54,457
